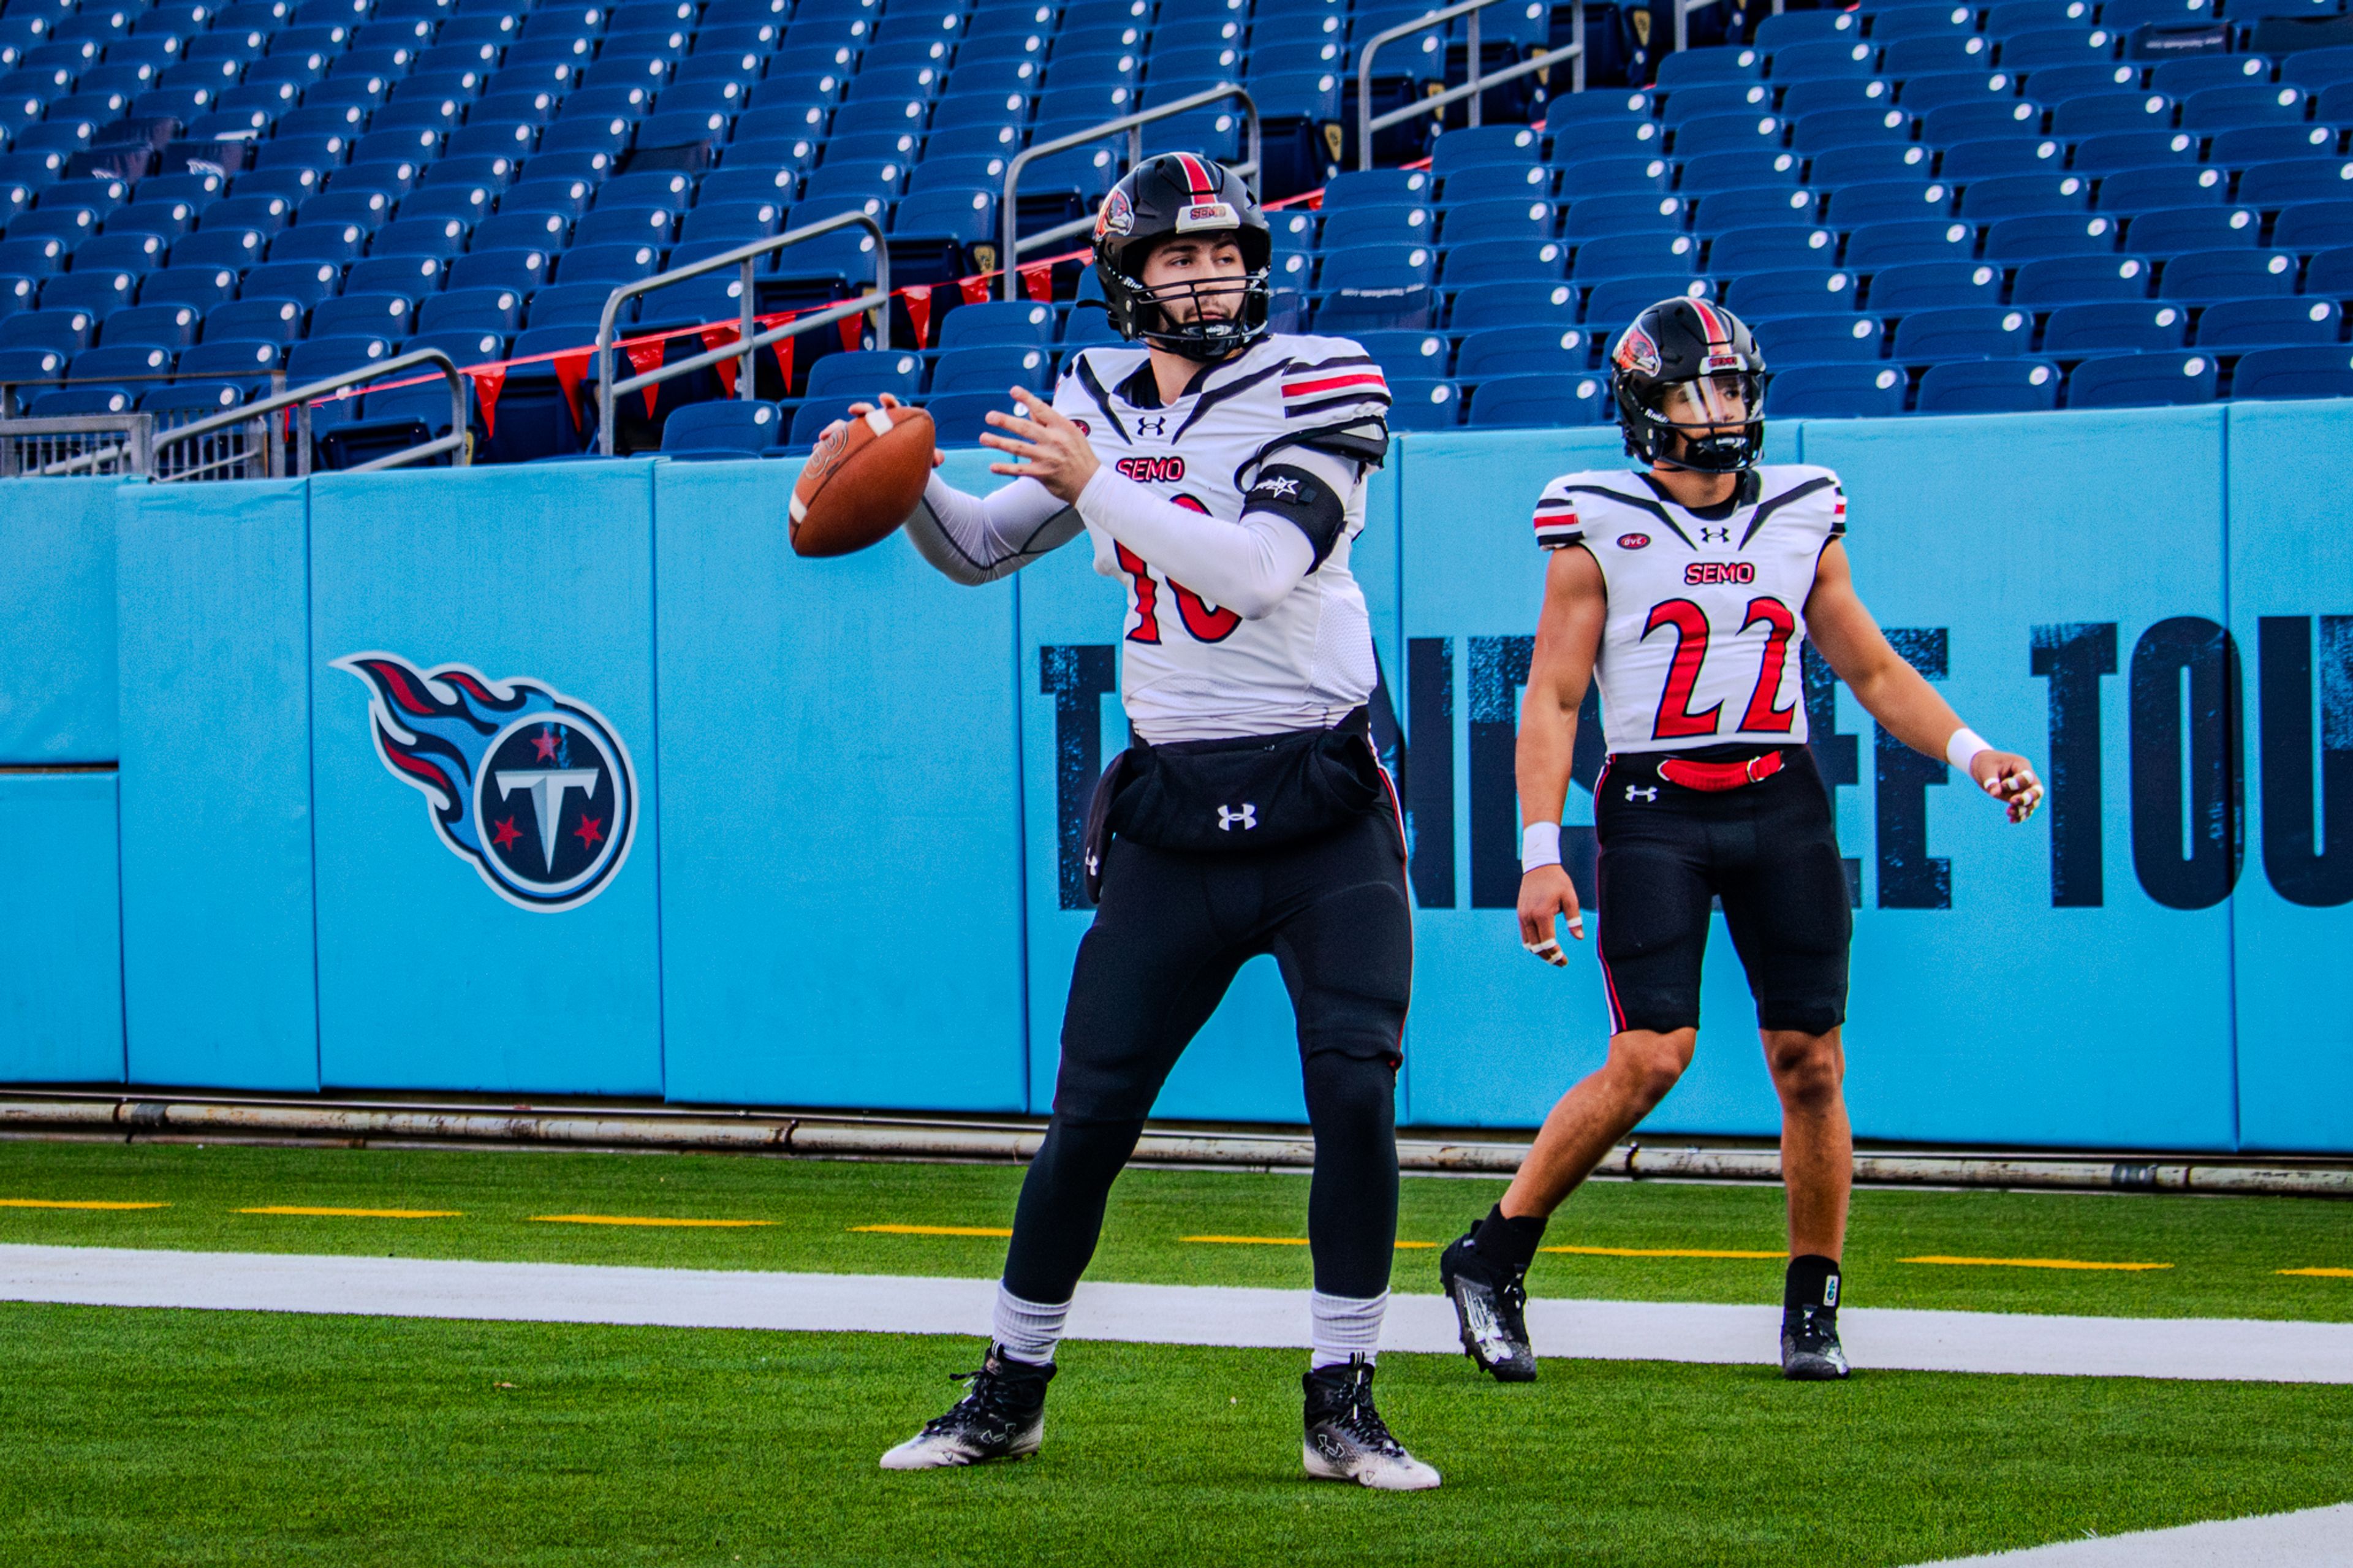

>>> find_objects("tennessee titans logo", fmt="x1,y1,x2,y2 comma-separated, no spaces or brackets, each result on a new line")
334,652,637,913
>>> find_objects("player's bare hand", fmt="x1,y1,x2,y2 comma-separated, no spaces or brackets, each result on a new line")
980,385,1099,502
1971,750,2044,824
1517,864,1585,966
831,394,945,466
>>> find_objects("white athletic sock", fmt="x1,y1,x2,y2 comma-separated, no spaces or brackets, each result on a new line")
1309,1289,1387,1370
992,1285,1070,1366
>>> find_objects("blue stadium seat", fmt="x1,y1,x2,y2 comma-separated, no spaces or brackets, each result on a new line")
2094,164,2230,213
2049,89,2172,138
1673,112,1786,159
1545,88,1656,129
2012,252,2154,305
913,391,1003,449
40,270,134,316
1957,172,2091,219
141,380,249,420
205,297,308,346
2181,82,2309,135
1440,238,1563,287
2210,124,2341,168
1757,9,1863,48
937,300,1056,351
2040,300,2189,354
2066,348,2218,405
659,399,784,458
1896,68,2018,114
1782,77,1898,123
2237,157,2353,210
1324,170,1435,211
1444,198,1558,247
1467,370,1610,426
1654,45,1765,92
2069,131,2200,176
1357,328,1454,380
2126,205,2262,254
1882,35,1998,78
1939,136,2067,183
100,304,202,352
928,344,1051,398
1455,324,1593,381
2193,296,2344,348
1753,311,1886,363
1571,230,1696,281
1768,39,1879,85
448,249,550,294
2282,44,2353,93
2229,343,2353,398
1446,279,1578,331
1680,149,1804,194
420,287,525,335
1695,186,1817,234
2149,54,2275,100
1324,204,1436,249
1923,97,2048,145
1770,361,1908,415
1563,192,1689,244
476,211,571,252
1984,212,2121,261
1823,180,1955,227
1710,224,1841,273
1870,4,1980,45
179,336,287,390
1723,268,1860,319
1431,125,1544,176
1377,376,1459,429
406,328,507,369
1584,275,1714,324
2159,247,2300,300
1894,305,2037,360
2274,200,2353,250
1999,27,2120,71
1917,357,2061,410
1438,162,1552,208
1843,218,1978,270
1547,119,1667,166
1985,2,2094,40
0,307,94,354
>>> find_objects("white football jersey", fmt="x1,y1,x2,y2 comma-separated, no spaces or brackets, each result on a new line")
1533,464,1847,755
1055,330,1390,743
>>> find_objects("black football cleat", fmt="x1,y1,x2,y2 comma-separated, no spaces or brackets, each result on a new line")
1302,1357,1441,1491
1440,1229,1537,1382
879,1345,1056,1469
1780,1305,1852,1381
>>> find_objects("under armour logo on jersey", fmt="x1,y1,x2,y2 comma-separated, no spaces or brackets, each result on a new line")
1697,526,1732,543
1218,803,1257,831
1626,784,1658,802
1135,414,1169,436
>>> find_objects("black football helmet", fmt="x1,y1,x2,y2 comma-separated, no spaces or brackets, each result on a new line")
1091,151,1272,362
1606,297,1770,473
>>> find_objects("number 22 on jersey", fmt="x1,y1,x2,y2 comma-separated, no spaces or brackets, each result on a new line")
1643,595,1799,741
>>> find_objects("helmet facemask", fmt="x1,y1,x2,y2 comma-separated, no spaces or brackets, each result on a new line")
1106,232,1272,362
1623,366,1769,473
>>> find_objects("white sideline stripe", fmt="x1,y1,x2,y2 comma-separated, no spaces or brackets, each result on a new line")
1908,1502,2353,1566
2,1244,2351,1384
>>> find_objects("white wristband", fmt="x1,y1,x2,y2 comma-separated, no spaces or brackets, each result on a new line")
1946,727,1992,775
1521,821,1562,872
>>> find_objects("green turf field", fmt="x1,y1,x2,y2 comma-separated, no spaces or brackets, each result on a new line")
4,1301,2351,1568
0,1138,2348,1321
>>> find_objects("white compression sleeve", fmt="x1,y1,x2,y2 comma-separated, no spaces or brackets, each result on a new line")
902,472,1082,585
1074,466,1314,620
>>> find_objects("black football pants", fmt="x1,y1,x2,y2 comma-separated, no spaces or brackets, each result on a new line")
1002,808,1413,1305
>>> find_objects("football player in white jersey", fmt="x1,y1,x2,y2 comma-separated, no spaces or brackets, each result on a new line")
863,154,1438,1490
1439,298,2044,1385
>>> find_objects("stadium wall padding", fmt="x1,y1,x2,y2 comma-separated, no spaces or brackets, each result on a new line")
0,403,2346,1151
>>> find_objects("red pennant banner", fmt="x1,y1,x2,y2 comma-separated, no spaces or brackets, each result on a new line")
551,349,591,431
699,326,740,396
960,274,991,307
770,330,795,393
837,310,863,354
902,284,933,349
625,338,665,415
471,365,505,439
1020,262,1053,303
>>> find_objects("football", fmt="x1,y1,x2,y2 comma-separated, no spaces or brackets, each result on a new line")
788,403,938,558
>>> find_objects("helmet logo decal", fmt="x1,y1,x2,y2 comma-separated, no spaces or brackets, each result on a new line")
1175,200,1238,232
1096,186,1134,239
1703,350,1743,373
1614,324,1661,377
1170,151,1216,199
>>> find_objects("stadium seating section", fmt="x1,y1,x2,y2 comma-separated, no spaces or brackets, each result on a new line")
0,0,2349,463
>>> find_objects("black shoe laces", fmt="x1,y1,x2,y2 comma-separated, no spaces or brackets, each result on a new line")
1318,1369,1406,1456
1788,1306,1841,1354
927,1360,1042,1437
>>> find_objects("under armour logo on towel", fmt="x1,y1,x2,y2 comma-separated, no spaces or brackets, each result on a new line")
1218,803,1257,831
1626,784,1658,802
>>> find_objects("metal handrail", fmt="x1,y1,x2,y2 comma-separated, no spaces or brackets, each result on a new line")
595,208,889,455
0,412,155,477
999,83,1260,301
148,347,471,480
1358,0,1586,169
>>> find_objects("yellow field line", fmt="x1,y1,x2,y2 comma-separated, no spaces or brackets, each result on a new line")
2279,1268,2353,1279
531,1215,771,1229
0,1199,167,1211
1902,1255,2172,1271
1181,1236,1437,1250
1541,1244,1786,1260
853,1224,1014,1238
240,1206,461,1219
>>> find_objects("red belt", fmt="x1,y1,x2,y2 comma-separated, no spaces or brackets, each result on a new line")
1656,749,1786,792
